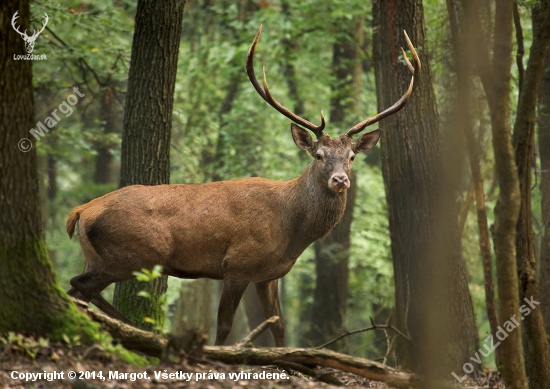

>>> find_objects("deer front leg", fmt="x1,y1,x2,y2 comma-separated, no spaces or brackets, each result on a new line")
255,279,285,347
215,277,249,345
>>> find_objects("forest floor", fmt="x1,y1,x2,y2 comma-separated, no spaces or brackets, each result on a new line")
0,335,504,389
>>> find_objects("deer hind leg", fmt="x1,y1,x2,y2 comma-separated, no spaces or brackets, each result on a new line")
68,226,133,325
70,269,132,325
215,277,250,345
67,261,92,302
67,287,88,302
255,279,285,347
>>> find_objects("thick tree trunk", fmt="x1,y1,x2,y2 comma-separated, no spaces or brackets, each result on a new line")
539,43,550,340
0,0,98,342
305,15,364,351
512,1,550,386
372,0,477,376
113,0,186,331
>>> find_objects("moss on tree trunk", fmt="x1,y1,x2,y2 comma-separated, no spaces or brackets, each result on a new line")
0,0,98,343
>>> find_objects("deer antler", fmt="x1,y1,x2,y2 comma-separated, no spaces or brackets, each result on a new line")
11,11,29,39
246,25,326,138
30,13,49,40
346,30,421,138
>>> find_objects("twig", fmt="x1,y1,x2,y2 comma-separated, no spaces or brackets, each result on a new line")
236,316,278,347
317,311,414,350
274,361,344,386
382,331,397,365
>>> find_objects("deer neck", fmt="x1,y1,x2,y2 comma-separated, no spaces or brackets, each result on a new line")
285,163,348,242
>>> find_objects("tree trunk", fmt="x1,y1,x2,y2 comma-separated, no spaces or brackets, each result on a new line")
488,0,527,387
93,86,117,185
0,0,98,342
372,0,478,376
304,15,364,351
113,0,186,331
539,41,550,340
446,0,501,368
172,279,212,343
458,0,528,383
512,1,550,386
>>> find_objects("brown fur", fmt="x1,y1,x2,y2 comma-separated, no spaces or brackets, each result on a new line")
66,126,381,346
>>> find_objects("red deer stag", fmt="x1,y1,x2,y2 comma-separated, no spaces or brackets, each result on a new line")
66,26,420,346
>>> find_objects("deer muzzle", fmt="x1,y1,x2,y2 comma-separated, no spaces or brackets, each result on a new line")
329,173,350,192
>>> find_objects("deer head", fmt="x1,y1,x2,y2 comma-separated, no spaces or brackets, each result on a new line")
246,25,421,193
12,11,48,54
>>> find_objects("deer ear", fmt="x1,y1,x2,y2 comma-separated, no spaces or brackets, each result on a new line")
291,123,314,151
353,130,381,154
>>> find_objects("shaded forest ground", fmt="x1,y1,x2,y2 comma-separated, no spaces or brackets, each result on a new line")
0,336,503,389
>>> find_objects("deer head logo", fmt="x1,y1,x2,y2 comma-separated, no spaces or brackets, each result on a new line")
11,11,48,54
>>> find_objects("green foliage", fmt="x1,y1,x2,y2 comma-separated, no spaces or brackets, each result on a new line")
133,266,164,283
0,333,49,360
34,0,545,363
61,333,82,348
132,266,167,330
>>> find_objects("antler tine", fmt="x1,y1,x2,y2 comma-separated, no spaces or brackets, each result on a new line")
246,25,325,137
32,14,48,39
346,30,421,138
11,11,28,38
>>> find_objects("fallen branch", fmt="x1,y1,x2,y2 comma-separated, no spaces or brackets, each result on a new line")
236,316,279,347
74,300,420,388
202,345,419,388
72,298,167,358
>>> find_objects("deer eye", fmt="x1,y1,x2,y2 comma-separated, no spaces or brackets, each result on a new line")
315,153,322,161
350,155,356,161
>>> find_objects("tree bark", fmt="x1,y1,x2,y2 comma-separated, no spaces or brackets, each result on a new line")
113,0,186,331
512,1,550,386
446,0,501,368
0,0,98,342
80,303,421,389
372,0,478,376
304,15,364,351
539,40,550,341
489,0,528,387
172,279,212,344
93,86,117,185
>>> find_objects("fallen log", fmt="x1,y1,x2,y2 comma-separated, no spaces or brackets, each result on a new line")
74,299,419,388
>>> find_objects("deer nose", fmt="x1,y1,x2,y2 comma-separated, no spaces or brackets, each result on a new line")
330,174,350,190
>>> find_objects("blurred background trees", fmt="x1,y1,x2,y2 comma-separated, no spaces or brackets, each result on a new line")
20,0,550,384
